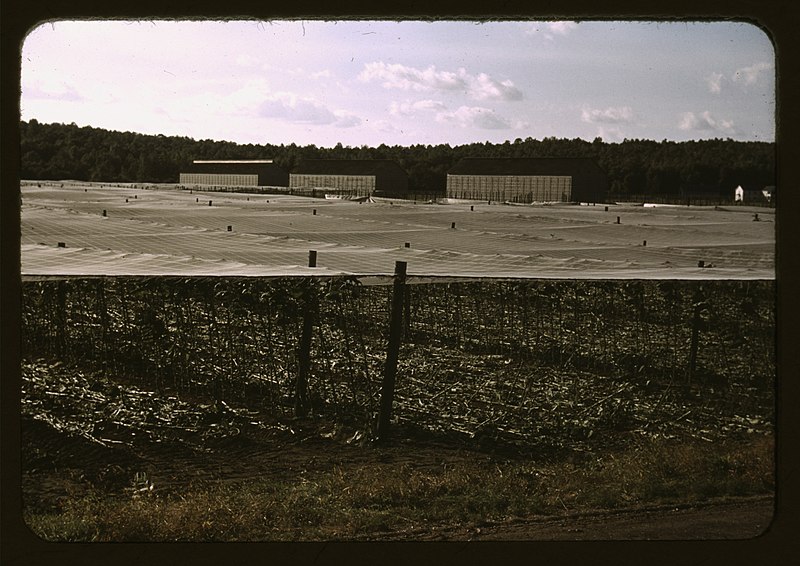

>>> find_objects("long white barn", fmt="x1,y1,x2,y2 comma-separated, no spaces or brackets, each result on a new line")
179,160,288,187
447,158,608,203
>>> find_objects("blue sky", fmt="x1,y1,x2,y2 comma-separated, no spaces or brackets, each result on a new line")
20,19,775,147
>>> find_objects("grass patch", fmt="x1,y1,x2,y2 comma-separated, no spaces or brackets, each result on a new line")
23,434,773,541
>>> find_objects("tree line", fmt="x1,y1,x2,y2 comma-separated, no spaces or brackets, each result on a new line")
20,119,775,198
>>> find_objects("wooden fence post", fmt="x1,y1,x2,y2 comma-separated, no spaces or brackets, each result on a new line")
294,280,315,417
97,278,109,368
687,290,705,386
403,284,411,340
56,279,67,357
377,261,408,441
295,254,319,416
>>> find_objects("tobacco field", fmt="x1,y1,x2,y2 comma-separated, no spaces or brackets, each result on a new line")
20,277,775,456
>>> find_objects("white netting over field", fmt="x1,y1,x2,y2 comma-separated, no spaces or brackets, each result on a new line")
20,183,775,279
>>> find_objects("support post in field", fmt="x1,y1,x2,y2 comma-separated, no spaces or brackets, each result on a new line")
377,260,408,442
687,294,704,387
294,280,315,417
308,250,317,268
56,279,67,357
616,216,620,224
97,279,109,368
403,284,411,340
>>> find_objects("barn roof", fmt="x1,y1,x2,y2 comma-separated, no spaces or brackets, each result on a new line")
448,157,605,177
193,159,273,164
184,161,285,173
292,159,407,176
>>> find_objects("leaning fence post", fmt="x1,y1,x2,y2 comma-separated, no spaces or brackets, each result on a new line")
687,289,705,386
378,261,408,441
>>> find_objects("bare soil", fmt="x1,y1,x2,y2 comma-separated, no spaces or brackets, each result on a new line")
385,497,775,541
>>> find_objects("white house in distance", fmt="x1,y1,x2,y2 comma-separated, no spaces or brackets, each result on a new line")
734,185,774,205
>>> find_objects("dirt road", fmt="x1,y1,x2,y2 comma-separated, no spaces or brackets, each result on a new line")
378,496,775,541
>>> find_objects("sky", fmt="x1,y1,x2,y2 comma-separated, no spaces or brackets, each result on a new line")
19,19,775,148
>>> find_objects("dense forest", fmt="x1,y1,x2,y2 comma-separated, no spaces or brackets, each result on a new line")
19,120,775,198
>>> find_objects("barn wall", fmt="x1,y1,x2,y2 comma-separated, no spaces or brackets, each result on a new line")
375,166,409,196
180,163,288,187
446,175,573,202
571,168,607,203
179,173,259,186
289,174,376,197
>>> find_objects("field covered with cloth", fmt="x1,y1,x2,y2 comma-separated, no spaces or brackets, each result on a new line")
20,182,774,279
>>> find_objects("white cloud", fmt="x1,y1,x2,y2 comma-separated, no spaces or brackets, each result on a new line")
594,126,626,143
373,119,400,134
332,110,361,128
159,79,359,129
359,62,465,92
310,69,332,79
524,21,579,40
732,62,772,85
435,106,512,129
359,62,522,101
547,22,578,36
703,63,770,95
471,73,523,101
389,99,447,116
678,111,736,135
706,72,724,94
257,92,338,124
581,106,634,124
253,92,361,128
